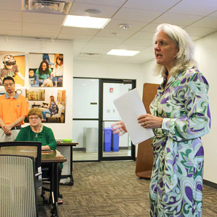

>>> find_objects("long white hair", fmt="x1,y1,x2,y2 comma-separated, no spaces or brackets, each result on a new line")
153,23,197,77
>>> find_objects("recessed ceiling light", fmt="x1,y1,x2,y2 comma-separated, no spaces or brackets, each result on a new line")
63,15,110,29
107,49,140,56
85,9,101,15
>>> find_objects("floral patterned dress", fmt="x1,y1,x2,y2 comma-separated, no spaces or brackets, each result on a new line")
149,67,211,217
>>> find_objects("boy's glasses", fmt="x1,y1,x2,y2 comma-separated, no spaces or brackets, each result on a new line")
4,83,14,87
29,117,40,120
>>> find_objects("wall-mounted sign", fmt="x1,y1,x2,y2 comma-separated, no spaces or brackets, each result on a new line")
109,87,113,93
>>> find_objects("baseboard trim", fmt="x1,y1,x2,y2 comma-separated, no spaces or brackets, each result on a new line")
203,179,217,189
74,147,129,152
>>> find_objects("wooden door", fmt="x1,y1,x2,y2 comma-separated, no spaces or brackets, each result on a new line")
135,83,159,179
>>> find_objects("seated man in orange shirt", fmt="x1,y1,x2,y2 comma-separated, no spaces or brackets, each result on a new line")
0,76,29,141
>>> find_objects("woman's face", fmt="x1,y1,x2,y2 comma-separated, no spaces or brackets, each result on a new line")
154,31,179,71
41,62,47,71
29,115,41,127
57,58,62,65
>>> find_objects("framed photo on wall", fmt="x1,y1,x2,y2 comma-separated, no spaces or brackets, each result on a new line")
0,51,26,86
29,53,64,87
26,88,66,123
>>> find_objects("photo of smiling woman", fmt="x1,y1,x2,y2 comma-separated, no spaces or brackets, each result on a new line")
35,60,52,87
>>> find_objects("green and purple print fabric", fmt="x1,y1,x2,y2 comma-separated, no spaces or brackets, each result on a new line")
149,67,211,217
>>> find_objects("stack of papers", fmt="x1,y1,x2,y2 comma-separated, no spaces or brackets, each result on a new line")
113,88,154,145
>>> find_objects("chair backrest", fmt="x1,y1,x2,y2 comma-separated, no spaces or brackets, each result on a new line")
57,104,64,116
0,155,38,217
0,141,41,172
0,141,42,188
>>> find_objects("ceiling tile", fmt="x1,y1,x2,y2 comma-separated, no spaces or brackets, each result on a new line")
0,29,21,37
23,23,61,34
140,23,161,33
22,31,58,38
153,13,203,26
169,0,217,16
191,17,217,28
197,0,217,2
104,19,148,32
142,46,155,54
0,0,22,11
123,0,180,12
23,12,65,25
58,34,92,41
184,26,217,37
74,0,127,7
0,10,21,22
209,11,217,17
60,27,99,36
130,32,154,41
23,31,57,39
0,21,21,31
113,8,163,22
68,3,119,18
96,29,135,38
189,35,202,41
89,36,126,45
115,44,149,51
121,38,152,47
80,44,114,54
141,23,185,33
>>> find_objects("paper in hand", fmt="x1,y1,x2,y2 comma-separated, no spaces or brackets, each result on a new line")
113,88,154,145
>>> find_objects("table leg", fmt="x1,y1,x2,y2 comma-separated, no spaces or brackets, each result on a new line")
69,146,74,186
51,163,59,217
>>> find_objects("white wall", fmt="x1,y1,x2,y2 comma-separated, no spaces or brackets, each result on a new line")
194,32,217,184
73,60,145,98
0,36,74,139
141,59,162,85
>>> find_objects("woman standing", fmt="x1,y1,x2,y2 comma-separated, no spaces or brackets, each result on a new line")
52,55,63,87
35,60,52,86
42,96,58,121
112,24,211,216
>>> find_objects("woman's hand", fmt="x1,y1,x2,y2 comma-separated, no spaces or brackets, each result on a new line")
111,121,127,135
138,114,163,129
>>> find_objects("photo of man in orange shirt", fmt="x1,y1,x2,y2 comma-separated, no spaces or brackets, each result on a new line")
0,76,29,141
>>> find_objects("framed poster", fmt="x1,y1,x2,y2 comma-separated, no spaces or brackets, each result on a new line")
26,89,66,123
0,51,25,86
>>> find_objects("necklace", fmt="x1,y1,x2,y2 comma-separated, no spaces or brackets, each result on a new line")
31,124,43,137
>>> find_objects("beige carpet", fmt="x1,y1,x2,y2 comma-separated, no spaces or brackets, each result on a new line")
40,161,217,217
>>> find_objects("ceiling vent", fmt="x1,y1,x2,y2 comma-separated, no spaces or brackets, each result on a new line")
23,0,73,14
79,53,102,57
